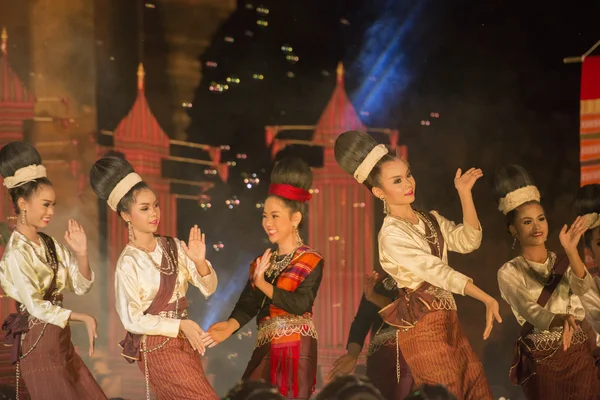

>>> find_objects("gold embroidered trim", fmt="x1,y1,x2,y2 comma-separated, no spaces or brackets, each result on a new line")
255,314,317,348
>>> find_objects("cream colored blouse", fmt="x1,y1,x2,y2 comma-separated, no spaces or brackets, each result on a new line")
574,272,600,345
0,231,95,328
378,211,481,296
114,237,217,338
498,253,589,331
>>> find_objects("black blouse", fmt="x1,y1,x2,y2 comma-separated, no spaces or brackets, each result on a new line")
346,275,399,350
229,260,324,329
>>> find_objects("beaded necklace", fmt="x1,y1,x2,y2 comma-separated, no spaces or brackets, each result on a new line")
389,210,441,255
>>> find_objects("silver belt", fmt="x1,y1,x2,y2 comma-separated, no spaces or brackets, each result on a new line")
255,314,317,348
525,326,588,352
157,309,188,319
367,326,397,357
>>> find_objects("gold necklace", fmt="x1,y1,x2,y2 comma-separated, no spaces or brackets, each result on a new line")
17,230,57,271
389,211,440,254
129,237,176,275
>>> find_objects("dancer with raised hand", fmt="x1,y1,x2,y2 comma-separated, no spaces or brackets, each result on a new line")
328,271,413,400
492,165,598,400
205,157,323,400
0,142,106,400
90,156,218,400
571,184,600,372
574,184,600,332
334,130,499,400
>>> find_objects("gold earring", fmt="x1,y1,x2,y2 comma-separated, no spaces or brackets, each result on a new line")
126,220,135,241
293,225,303,247
381,198,388,215
21,210,26,225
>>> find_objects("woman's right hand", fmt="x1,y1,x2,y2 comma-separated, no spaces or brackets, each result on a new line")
327,353,358,381
180,319,207,355
70,312,98,357
205,319,238,348
550,313,577,351
464,282,503,340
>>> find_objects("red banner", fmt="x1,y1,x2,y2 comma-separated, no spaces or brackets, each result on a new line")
580,56,600,185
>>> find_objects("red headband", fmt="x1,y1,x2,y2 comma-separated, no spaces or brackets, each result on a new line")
269,184,312,203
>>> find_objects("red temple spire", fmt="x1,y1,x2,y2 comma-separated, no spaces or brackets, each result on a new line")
313,62,365,152
313,62,365,168
113,63,170,158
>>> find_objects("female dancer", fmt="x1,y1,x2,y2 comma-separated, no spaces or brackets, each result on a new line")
89,156,218,400
205,157,323,400
334,130,499,400
573,184,600,348
492,165,598,399
0,142,106,400
328,271,413,400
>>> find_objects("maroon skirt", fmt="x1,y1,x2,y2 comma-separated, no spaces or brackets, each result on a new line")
0,345,28,398
366,329,413,400
243,335,317,400
19,322,107,400
138,334,219,400
521,333,598,400
396,310,492,400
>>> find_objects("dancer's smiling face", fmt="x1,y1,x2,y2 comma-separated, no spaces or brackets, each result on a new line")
17,183,56,228
508,202,548,248
262,196,301,249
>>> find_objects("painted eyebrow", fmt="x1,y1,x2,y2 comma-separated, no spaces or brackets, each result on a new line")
520,213,544,220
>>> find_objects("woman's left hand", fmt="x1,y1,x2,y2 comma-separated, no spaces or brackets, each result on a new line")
559,216,588,252
363,271,379,301
181,225,207,265
253,248,272,283
64,219,88,256
454,167,483,193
